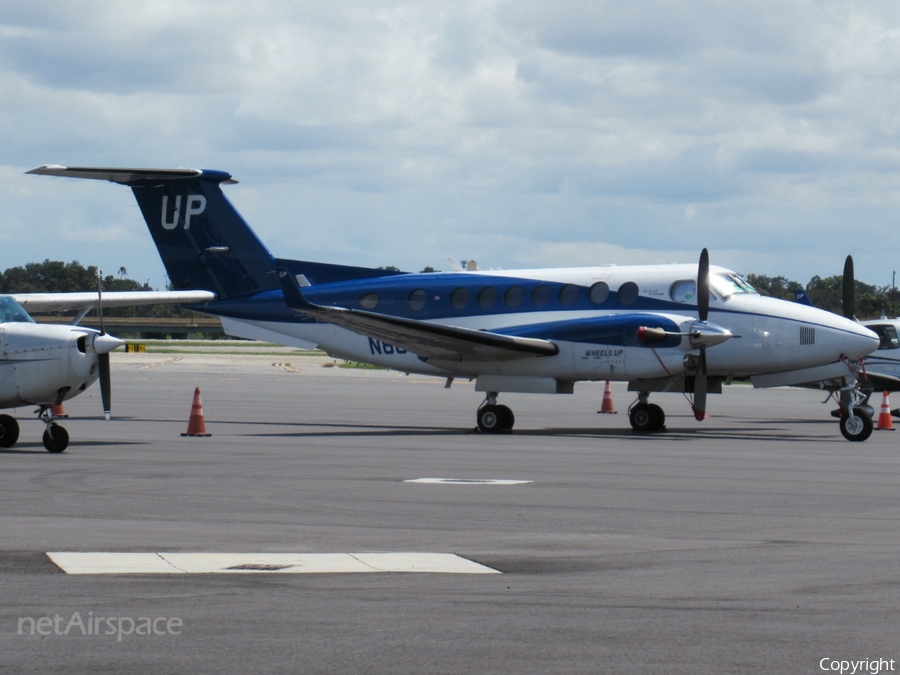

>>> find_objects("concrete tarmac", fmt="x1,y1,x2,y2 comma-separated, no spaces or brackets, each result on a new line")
2,352,899,674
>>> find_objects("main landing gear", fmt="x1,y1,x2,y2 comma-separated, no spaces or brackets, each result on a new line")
0,409,69,453
476,392,515,433
628,392,666,433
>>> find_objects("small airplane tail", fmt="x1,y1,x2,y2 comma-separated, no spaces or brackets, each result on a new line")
794,290,814,307
27,166,279,299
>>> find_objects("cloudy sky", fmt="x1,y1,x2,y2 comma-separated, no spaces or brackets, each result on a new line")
1,1,899,289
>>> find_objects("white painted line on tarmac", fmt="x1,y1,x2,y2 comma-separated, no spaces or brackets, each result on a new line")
46,552,500,575
404,478,533,485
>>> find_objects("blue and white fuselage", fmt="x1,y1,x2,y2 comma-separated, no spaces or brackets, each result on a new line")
213,263,875,383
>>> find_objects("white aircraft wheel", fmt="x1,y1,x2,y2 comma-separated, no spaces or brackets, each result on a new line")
840,410,873,442
477,405,505,433
0,414,20,448
42,423,69,453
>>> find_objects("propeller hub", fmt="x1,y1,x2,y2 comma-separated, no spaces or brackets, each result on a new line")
689,321,734,349
92,333,125,355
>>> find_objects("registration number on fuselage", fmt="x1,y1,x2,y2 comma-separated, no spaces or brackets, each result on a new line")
368,339,407,355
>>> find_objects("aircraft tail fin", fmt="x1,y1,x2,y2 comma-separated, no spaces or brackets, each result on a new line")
27,165,278,299
794,290,814,307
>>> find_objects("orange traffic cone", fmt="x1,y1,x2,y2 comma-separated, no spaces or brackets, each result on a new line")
598,381,617,414
51,403,67,418
181,387,211,437
877,391,895,431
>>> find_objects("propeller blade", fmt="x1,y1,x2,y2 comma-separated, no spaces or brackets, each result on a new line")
698,248,710,323
97,270,105,335
843,255,855,320
99,352,111,421
692,349,708,421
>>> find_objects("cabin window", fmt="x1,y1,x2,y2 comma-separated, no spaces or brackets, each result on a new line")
504,286,525,308
477,286,497,308
589,282,609,305
450,288,471,309
559,284,579,306
618,281,639,305
709,273,757,299
407,289,427,311
670,280,696,303
531,284,552,307
359,293,379,309
450,287,470,309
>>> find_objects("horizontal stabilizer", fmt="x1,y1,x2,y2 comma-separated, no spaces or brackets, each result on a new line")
26,165,232,184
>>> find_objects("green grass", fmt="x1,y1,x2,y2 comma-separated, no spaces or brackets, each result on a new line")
123,340,327,356
337,361,387,370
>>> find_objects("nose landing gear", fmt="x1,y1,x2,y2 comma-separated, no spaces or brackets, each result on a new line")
37,406,69,453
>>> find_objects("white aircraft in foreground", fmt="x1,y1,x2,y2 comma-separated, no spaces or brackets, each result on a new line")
0,289,213,452
29,165,880,441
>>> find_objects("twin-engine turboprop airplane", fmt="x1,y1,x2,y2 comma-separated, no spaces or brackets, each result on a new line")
28,165,881,441
0,289,213,452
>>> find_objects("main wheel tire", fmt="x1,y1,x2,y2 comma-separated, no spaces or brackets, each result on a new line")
629,403,659,432
495,405,515,431
628,403,655,431
840,410,873,442
42,423,69,453
477,405,505,433
0,414,20,448
647,404,665,431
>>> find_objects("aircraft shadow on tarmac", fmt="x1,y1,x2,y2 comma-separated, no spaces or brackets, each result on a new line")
0,441,147,454
192,416,840,443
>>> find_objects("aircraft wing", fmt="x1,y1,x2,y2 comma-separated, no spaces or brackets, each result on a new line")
11,290,216,313
864,371,900,392
276,269,558,362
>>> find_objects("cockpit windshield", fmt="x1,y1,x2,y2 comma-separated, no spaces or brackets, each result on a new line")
709,273,758,300
0,296,36,324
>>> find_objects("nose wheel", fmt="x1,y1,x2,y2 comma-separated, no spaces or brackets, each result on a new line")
38,407,69,453
839,409,873,442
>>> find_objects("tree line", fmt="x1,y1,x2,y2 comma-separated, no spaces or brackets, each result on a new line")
746,273,899,319
2,259,898,320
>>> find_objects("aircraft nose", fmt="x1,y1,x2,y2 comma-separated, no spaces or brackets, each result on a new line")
92,334,125,355
844,324,880,360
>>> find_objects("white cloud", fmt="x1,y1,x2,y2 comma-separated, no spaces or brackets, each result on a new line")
0,0,899,288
